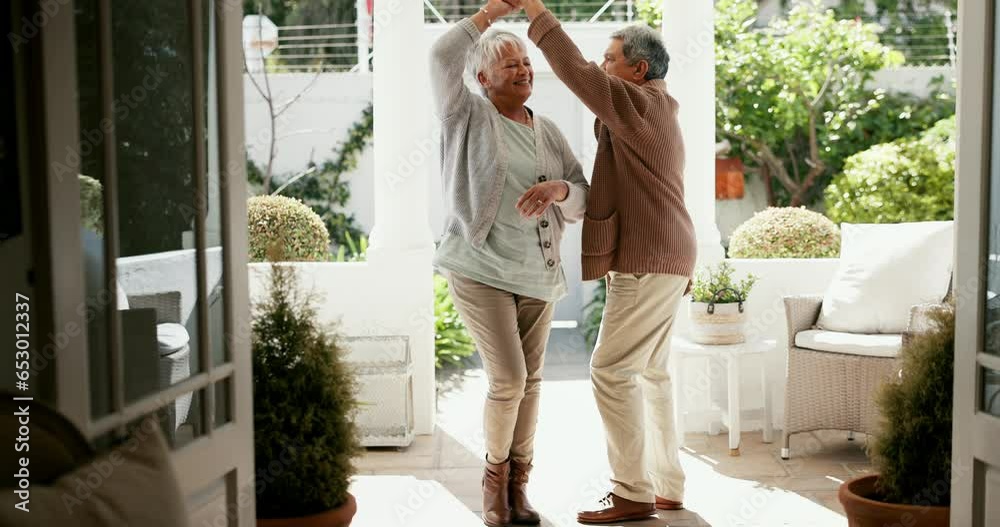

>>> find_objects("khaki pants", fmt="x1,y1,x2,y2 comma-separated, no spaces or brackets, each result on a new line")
591,271,688,503
446,271,555,464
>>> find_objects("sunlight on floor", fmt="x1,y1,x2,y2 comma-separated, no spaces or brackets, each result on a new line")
355,331,869,526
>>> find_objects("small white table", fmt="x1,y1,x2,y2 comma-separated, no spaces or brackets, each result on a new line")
670,336,776,456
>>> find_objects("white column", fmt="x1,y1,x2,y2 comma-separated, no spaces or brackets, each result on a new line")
369,0,436,434
662,0,724,266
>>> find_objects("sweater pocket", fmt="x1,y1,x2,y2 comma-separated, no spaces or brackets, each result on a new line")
582,210,619,256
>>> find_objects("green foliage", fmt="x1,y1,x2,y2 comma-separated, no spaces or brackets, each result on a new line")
873,305,954,506
583,278,607,349
835,1,957,65
820,81,955,181
434,274,476,368
332,232,368,263
252,104,372,251
247,195,331,262
75,0,199,256
825,116,955,224
729,207,841,258
690,261,757,304
252,263,361,518
716,0,910,206
78,175,104,235
635,0,662,28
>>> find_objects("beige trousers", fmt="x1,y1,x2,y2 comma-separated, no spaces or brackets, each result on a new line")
591,271,688,503
446,271,555,465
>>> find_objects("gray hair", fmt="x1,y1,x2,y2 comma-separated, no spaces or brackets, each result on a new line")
467,29,527,95
611,24,670,80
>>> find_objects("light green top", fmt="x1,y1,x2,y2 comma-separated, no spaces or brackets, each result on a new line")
434,117,567,303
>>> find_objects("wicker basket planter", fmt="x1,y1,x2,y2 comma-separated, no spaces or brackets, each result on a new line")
689,296,747,345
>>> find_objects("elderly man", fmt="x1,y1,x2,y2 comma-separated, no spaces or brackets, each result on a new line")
515,1,698,524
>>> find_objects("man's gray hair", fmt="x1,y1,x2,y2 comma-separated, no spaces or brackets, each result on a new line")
467,29,527,95
611,24,670,80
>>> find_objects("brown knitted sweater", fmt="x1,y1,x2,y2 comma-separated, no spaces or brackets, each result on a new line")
528,11,697,282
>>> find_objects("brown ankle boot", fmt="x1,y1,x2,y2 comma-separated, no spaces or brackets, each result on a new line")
509,460,540,524
482,458,511,527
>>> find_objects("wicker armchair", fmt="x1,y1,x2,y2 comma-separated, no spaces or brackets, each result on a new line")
124,291,192,434
781,296,945,459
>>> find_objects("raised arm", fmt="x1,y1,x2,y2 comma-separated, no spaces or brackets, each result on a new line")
523,2,652,138
428,1,518,121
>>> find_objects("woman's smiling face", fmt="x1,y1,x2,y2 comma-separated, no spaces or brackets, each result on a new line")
479,43,534,101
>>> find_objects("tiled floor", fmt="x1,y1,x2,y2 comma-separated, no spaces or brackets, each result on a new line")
352,330,871,527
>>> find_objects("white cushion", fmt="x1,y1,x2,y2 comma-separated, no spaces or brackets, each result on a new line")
795,329,903,358
0,417,190,527
156,323,190,356
817,221,953,334
116,280,130,310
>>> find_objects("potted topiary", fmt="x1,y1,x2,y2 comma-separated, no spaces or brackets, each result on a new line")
247,195,331,262
689,261,757,344
252,262,361,526
839,305,953,527
728,207,840,259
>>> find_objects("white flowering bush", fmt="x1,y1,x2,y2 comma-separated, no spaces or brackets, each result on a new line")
728,207,840,259
248,195,330,262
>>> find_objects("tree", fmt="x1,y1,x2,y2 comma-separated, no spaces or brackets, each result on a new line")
716,0,903,206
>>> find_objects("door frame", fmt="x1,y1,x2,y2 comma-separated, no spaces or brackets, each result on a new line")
33,0,255,523
953,0,1000,525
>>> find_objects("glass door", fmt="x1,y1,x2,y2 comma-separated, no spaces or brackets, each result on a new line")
953,1,1000,525
36,0,255,523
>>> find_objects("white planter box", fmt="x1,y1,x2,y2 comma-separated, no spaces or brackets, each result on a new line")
343,336,414,448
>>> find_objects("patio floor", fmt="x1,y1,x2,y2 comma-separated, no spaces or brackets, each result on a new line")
351,329,872,527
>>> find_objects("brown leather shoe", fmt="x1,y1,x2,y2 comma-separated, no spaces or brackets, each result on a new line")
483,459,512,527
509,460,540,524
577,492,655,524
655,496,684,510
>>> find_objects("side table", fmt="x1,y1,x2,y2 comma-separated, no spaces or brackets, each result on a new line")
670,336,776,456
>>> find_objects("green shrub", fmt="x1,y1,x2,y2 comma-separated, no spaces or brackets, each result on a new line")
434,274,476,368
582,278,607,349
247,195,330,262
79,174,104,235
728,207,841,259
252,263,360,518
873,305,954,506
825,116,955,224
691,261,757,304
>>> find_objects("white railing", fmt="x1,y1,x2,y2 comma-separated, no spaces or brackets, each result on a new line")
422,0,636,23
253,2,958,74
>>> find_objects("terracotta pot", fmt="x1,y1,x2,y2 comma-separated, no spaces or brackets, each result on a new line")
258,493,357,527
839,475,949,527
715,157,745,200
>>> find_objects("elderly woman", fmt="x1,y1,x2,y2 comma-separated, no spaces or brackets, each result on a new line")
430,2,589,526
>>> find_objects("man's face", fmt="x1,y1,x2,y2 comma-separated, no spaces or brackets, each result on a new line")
601,38,644,84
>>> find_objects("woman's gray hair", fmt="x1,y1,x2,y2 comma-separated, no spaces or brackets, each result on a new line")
467,29,527,95
610,24,670,80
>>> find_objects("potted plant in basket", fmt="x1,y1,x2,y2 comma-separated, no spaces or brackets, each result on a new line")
689,261,757,344
252,262,362,527
839,305,954,527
